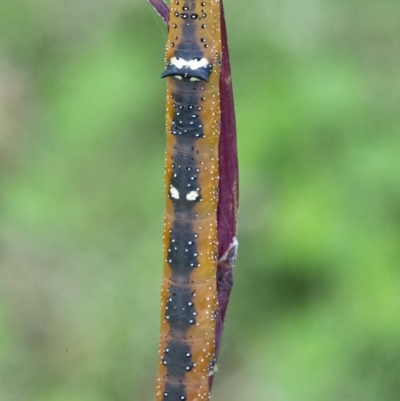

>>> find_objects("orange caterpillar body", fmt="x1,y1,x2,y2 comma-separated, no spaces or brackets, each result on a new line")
156,1,222,400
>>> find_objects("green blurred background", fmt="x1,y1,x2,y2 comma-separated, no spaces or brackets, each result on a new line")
1,0,400,400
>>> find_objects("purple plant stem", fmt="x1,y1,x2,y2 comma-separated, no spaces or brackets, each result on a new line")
210,0,238,390
147,0,169,26
216,0,238,258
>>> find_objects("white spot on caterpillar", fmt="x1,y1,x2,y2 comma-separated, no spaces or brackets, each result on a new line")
170,186,180,199
186,190,199,201
174,75,183,80
170,57,210,70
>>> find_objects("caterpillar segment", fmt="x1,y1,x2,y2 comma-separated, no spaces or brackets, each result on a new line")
156,1,222,400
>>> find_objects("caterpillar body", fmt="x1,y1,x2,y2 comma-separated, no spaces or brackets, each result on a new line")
156,1,222,401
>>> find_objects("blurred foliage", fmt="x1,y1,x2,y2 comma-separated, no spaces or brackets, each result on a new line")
1,0,400,400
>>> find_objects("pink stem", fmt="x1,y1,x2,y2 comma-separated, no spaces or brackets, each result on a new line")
147,0,169,26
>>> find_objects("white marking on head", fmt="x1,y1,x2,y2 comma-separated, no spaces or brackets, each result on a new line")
170,186,180,199
186,190,199,201
190,77,200,82
170,57,210,70
174,75,183,80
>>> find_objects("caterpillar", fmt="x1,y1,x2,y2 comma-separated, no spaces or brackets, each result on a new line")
155,1,223,401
